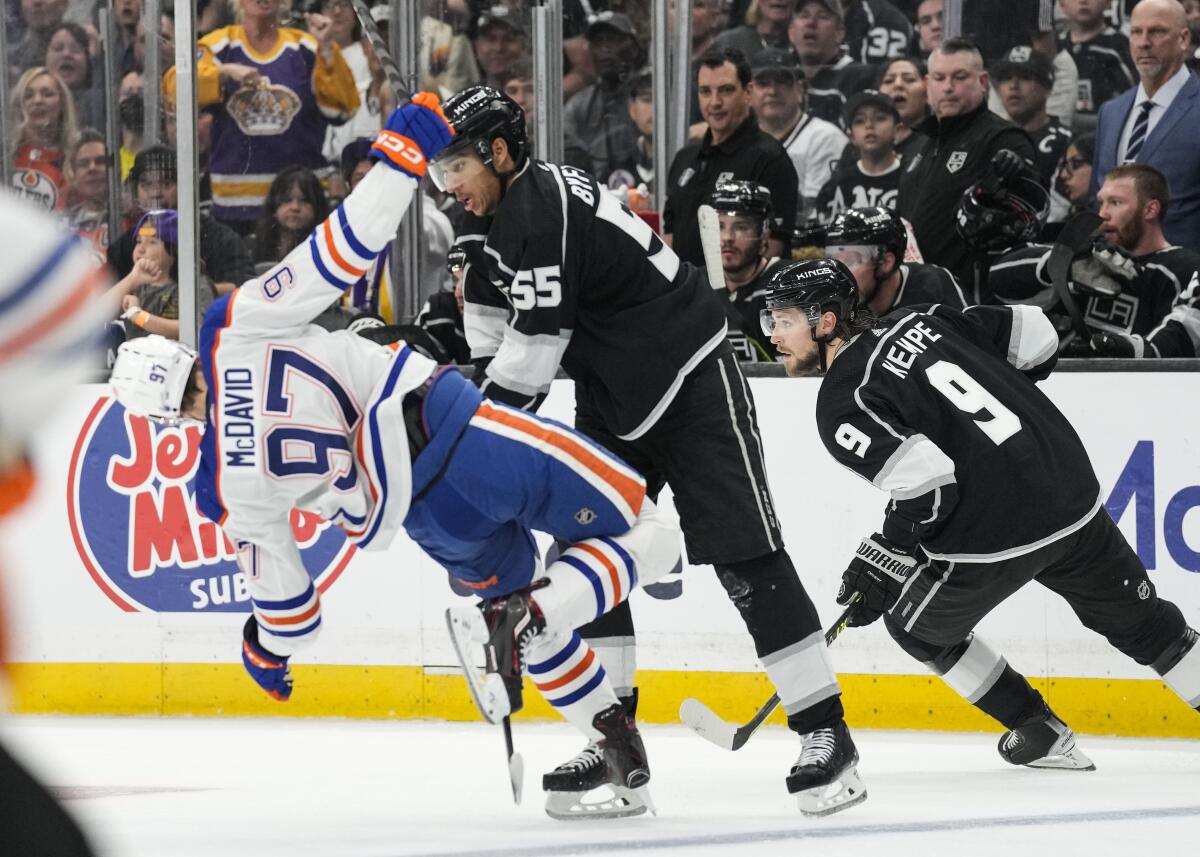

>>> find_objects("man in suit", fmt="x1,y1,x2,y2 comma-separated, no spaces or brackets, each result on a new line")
1091,0,1200,250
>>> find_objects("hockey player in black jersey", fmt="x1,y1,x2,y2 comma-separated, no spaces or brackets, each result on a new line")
991,164,1197,354
762,257,1200,770
824,206,967,315
432,84,867,817
708,180,783,362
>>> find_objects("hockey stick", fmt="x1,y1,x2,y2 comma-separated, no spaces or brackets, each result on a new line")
698,204,726,291
1045,211,1102,342
348,0,411,106
445,608,525,805
679,593,863,751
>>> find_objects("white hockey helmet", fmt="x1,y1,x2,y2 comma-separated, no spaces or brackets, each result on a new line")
110,335,200,423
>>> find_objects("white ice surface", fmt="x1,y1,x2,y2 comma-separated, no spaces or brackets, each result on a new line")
2,715,1198,857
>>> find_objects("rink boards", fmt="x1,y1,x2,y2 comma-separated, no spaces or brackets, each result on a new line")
3,374,1199,737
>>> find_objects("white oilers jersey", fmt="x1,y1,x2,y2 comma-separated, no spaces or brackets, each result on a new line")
194,165,433,654
0,192,109,449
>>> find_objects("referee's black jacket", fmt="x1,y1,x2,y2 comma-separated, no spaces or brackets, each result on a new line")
663,114,798,269
897,103,1038,296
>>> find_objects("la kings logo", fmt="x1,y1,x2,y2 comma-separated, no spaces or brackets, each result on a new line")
946,151,968,173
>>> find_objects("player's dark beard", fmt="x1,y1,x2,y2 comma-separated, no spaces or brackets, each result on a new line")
1117,212,1146,250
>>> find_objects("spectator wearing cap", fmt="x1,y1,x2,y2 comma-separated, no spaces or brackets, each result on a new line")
749,48,846,217
841,0,913,64
815,91,903,222
711,0,798,65
1058,0,1136,128
993,46,1073,192
108,145,254,297
617,67,656,190
664,46,799,265
562,12,644,184
879,56,930,161
110,210,218,341
472,8,528,90
1091,0,1200,252
788,0,878,127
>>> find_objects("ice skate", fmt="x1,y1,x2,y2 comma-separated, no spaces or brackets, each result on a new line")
543,702,655,820
786,720,868,817
479,583,548,715
997,703,1096,771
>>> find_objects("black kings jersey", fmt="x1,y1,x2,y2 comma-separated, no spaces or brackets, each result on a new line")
887,263,968,311
465,159,727,440
816,303,1100,561
815,159,902,225
1029,117,1072,189
718,259,783,363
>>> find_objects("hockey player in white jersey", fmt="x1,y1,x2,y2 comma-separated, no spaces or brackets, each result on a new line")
0,194,109,855
108,95,680,820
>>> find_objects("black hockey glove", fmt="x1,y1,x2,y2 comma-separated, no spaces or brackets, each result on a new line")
837,534,921,627
990,148,1026,182
1090,331,1152,358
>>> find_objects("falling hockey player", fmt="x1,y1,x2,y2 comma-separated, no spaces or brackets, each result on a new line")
761,258,1200,769
107,94,681,820
432,84,868,817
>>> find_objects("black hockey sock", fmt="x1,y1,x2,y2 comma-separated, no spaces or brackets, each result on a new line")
973,665,1046,729
715,550,822,658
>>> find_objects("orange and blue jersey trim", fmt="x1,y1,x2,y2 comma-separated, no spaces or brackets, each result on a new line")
528,633,607,708
471,402,646,523
352,344,415,548
310,203,380,291
195,292,240,527
253,582,322,639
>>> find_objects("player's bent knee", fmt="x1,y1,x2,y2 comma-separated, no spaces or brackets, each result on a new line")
715,550,820,656
620,498,682,588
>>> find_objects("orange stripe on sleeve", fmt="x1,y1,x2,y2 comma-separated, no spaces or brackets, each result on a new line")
576,542,623,604
259,599,321,626
322,219,368,278
476,403,645,516
535,647,596,692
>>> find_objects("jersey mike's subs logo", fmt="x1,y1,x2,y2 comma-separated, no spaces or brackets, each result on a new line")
68,396,355,612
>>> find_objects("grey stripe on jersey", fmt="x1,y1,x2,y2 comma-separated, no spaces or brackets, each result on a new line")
902,560,955,633
463,301,508,359
760,630,840,716
1005,304,1059,371
937,634,1007,703
618,325,727,440
1156,304,1200,350
716,354,779,553
873,433,956,500
924,497,1103,563
486,326,572,397
483,244,516,278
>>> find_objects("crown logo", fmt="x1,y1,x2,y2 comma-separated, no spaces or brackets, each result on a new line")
226,80,302,137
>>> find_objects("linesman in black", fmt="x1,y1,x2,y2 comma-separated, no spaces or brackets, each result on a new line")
823,206,967,315
431,85,866,813
709,180,784,363
762,257,1200,771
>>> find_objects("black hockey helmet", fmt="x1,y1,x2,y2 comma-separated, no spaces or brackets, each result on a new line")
429,85,527,189
707,180,773,227
760,258,865,370
955,175,1049,252
825,206,907,263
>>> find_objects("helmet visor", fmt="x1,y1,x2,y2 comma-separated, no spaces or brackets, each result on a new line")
428,144,488,192
759,305,816,338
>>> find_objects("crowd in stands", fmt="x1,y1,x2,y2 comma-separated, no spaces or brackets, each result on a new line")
5,0,1200,363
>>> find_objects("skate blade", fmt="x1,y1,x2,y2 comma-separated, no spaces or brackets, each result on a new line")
444,608,511,724
796,767,868,818
1025,747,1097,771
544,784,655,821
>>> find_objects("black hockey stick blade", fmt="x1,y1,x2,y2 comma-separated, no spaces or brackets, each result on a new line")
502,716,524,805
1045,211,1102,341
680,594,863,751
349,0,411,106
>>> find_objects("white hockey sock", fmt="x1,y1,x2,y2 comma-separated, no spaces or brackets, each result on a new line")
532,499,680,636
526,629,619,741
1161,637,1200,709
761,629,841,718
